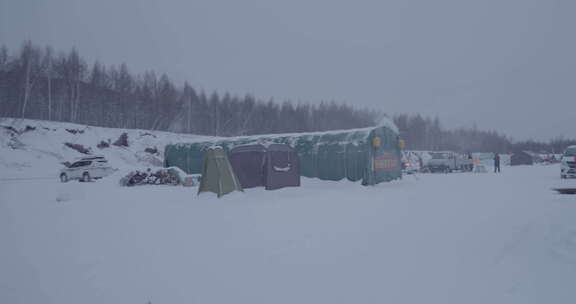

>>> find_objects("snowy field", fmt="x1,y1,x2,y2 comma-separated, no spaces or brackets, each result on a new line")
2,164,576,304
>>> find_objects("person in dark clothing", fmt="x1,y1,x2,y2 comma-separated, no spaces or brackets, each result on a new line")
494,153,501,173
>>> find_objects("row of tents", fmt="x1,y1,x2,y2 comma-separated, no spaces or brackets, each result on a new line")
165,122,404,197
198,144,300,197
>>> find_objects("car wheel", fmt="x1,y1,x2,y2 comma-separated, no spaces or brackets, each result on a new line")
60,173,68,183
82,172,91,182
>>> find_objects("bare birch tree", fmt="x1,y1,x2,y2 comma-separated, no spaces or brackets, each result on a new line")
43,46,53,120
19,41,43,118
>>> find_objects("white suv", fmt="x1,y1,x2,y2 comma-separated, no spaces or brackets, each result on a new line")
60,156,115,182
561,145,576,179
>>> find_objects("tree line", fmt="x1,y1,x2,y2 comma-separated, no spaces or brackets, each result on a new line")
393,114,511,153
0,41,379,136
0,41,573,153
393,114,576,153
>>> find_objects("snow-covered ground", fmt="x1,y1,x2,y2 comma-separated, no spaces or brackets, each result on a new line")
0,118,212,179
2,162,576,303
2,118,576,303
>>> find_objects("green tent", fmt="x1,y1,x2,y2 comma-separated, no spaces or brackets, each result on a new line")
197,147,243,197
166,121,402,186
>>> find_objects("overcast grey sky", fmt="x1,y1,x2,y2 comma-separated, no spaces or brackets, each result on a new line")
1,0,574,140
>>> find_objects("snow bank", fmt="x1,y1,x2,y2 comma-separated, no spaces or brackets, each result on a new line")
0,118,213,179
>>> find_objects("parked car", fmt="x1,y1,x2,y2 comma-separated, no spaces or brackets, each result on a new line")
60,156,115,182
426,151,473,173
560,145,576,179
401,151,422,174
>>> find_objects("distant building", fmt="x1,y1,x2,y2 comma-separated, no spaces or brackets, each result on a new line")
510,151,534,166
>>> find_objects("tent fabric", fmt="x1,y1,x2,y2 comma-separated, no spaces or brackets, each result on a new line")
317,143,346,181
228,144,300,190
229,144,267,189
165,124,402,186
345,143,367,182
265,144,300,190
198,147,243,197
165,144,204,175
366,125,402,185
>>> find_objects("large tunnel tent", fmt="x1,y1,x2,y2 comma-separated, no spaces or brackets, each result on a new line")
165,121,402,186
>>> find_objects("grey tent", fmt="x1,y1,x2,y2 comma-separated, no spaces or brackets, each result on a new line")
198,147,243,197
266,144,300,190
229,144,267,189
229,144,300,190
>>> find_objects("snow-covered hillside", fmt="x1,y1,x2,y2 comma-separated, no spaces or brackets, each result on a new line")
0,118,212,179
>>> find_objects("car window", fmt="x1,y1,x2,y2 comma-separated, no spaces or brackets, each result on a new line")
431,153,443,159
431,152,450,159
69,161,91,168
564,147,576,157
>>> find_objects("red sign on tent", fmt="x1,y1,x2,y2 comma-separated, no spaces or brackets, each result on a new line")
373,152,399,171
